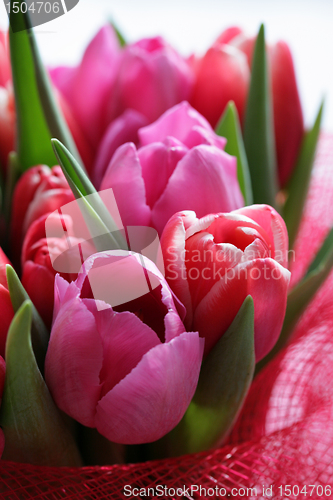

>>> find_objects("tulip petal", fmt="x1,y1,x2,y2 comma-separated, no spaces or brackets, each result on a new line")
193,259,290,359
138,137,188,209
190,45,250,128
152,145,243,235
271,41,304,187
139,101,217,148
45,295,103,427
95,331,204,444
234,204,289,267
91,307,161,397
161,211,198,327
93,109,148,188
100,143,151,227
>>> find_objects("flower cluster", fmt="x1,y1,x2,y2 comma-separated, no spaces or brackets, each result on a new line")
0,19,322,468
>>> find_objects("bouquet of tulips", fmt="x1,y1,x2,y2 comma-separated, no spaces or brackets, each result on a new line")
0,2,332,496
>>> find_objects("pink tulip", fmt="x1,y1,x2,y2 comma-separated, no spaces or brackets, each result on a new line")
101,102,243,236
93,109,148,188
21,213,95,328
189,43,250,129
161,204,291,361
51,26,121,152
11,165,74,266
109,37,194,124
45,252,204,444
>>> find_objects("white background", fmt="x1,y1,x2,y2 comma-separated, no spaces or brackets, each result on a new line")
0,0,332,131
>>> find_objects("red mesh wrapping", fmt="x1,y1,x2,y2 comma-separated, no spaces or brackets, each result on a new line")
1,135,333,500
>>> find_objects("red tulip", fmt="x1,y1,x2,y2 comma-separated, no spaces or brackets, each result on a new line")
45,252,204,444
189,43,250,129
21,212,95,328
11,165,74,266
161,204,291,361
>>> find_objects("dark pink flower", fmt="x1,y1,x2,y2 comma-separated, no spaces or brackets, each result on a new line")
45,252,204,444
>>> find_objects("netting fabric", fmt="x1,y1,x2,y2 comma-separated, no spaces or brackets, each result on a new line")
1,135,333,500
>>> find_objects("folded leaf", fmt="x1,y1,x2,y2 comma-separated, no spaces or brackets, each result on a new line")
52,139,127,251
0,301,82,466
216,101,253,205
165,296,255,456
243,24,278,208
6,265,49,371
283,102,324,248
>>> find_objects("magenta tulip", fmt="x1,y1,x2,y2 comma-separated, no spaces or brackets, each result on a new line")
109,37,194,124
51,26,121,151
93,109,148,188
45,252,204,444
161,204,290,361
100,102,243,235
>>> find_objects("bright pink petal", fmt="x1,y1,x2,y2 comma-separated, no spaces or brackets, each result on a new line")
45,296,103,427
92,307,161,397
93,109,148,188
270,41,304,186
193,259,290,359
52,26,121,149
114,38,193,123
139,101,215,147
100,143,151,227
138,137,188,208
95,331,204,444
152,145,243,235
234,205,289,267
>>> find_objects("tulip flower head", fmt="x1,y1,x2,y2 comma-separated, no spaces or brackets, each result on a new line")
100,102,244,236
45,252,204,444
161,204,291,361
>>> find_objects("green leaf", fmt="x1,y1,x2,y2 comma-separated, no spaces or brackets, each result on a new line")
243,24,278,208
110,19,127,47
216,101,253,205
6,265,49,372
52,139,127,251
166,296,255,456
0,301,82,466
283,102,324,249
9,1,81,172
